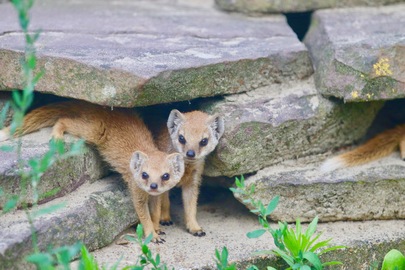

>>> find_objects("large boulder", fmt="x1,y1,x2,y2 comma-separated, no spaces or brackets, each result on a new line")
233,155,405,222
0,176,135,269
214,0,402,14
304,4,405,102
0,0,312,107
201,77,383,177
0,129,108,208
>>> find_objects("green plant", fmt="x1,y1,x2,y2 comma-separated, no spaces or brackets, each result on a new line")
215,247,236,270
123,224,172,270
381,249,405,270
231,176,345,270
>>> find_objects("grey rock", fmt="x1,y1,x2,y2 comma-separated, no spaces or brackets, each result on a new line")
215,0,403,13
0,175,135,269
0,128,108,208
201,77,384,177
0,0,312,107
234,155,405,222
304,4,405,102
0,92,13,127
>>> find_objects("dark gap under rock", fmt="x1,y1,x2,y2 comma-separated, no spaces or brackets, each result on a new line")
284,11,312,41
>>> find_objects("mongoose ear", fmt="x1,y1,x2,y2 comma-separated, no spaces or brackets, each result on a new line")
130,151,148,175
167,153,185,181
207,114,225,140
167,109,185,136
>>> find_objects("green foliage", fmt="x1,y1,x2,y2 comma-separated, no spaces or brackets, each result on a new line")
231,176,345,270
381,249,405,270
122,224,172,270
215,247,236,270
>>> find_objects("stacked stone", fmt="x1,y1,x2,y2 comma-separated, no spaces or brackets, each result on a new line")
0,0,404,268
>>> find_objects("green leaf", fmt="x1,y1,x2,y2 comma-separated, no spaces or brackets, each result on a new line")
318,245,345,255
144,233,153,245
136,224,144,239
0,145,14,152
322,261,343,266
265,196,279,216
79,244,99,270
141,245,149,255
12,91,22,107
221,247,229,267
31,203,66,219
305,216,318,238
309,238,331,253
26,253,53,268
267,267,277,270
0,101,10,129
272,248,295,267
155,253,160,266
3,196,18,213
300,265,311,270
247,229,266,239
302,251,322,270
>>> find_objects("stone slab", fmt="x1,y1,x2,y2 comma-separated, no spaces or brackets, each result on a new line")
0,128,108,208
234,154,405,222
304,4,405,102
0,175,135,269
0,0,312,107
215,0,402,13
89,186,405,270
200,77,384,177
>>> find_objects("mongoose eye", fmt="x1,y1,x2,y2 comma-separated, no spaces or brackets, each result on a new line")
199,138,208,147
161,173,170,181
142,172,149,179
179,135,186,144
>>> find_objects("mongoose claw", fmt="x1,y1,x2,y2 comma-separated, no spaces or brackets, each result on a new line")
157,230,166,235
152,237,166,244
190,230,206,237
160,220,174,226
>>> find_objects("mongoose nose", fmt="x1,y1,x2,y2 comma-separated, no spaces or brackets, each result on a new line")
150,183,158,190
186,150,195,158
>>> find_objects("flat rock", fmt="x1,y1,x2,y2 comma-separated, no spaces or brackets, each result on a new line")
0,175,135,269
201,77,383,177
89,186,405,269
234,154,405,222
0,128,107,208
215,0,402,13
0,0,312,107
304,4,405,102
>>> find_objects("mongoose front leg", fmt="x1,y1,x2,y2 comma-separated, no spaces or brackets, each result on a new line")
149,195,165,236
129,183,164,244
182,181,205,237
160,191,173,226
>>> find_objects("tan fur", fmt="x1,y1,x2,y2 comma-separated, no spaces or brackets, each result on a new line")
321,124,405,171
155,109,224,236
0,101,185,242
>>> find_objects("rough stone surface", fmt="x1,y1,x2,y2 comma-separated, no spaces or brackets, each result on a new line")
0,128,108,208
234,154,405,222
0,0,312,107
88,187,405,270
0,175,136,269
215,0,403,13
304,4,405,102
201,77,384,177
0,92,13,127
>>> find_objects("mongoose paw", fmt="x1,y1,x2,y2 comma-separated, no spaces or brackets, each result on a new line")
156,230,166,235
189,229,206,237
152,237,166,244
160,220,174,226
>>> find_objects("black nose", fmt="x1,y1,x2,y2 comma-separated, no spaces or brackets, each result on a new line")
186,150,195,158
150,183,158,190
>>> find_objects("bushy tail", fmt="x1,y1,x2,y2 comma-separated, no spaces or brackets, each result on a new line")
0,101,77,141
320,124,405,172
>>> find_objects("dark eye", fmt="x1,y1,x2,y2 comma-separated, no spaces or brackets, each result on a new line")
199,138,208,147
161,173,170,181
179,135,186,144
142,172,149,179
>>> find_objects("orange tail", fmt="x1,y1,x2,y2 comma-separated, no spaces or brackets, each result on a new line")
15,101,78,136
321,124,405,171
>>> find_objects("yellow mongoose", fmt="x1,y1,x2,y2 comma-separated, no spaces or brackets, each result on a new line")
154,109,224,236
0,101,185,243
320,124,405,172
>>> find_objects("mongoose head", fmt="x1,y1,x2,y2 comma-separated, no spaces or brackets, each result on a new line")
130,151,185,195
167,110,225,162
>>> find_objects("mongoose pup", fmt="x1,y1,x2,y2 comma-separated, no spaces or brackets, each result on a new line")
320,124,405,172
0,101,185,243
154,109,224,236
